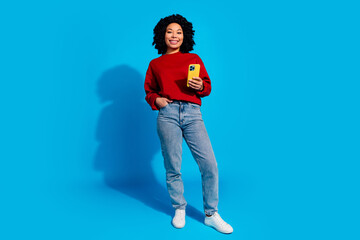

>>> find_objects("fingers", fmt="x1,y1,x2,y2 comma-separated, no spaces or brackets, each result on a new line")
188,82,199,89
189,77,203,90
160,99,169,108
157,97,173,109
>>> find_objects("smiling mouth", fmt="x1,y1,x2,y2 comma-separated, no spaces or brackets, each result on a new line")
169,40,178,45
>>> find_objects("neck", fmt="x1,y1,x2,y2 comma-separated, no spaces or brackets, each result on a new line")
165,48,180,55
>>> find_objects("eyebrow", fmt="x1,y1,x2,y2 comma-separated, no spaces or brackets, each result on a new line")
167,28,182,31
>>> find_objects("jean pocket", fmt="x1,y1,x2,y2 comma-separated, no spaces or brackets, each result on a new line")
189,103,201,109
159,103,170,110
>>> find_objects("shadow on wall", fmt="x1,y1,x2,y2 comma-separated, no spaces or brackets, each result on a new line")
93,64,203,222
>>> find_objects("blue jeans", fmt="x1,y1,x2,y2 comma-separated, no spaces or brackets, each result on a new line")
157,100,219,216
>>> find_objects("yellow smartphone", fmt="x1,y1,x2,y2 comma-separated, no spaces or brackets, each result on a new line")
187,64,200,87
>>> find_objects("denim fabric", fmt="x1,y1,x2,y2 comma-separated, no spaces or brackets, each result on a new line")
156,100,219,216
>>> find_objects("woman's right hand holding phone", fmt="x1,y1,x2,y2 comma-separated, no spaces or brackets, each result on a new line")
156,97,173,109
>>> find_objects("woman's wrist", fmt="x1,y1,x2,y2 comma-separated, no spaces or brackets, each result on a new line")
155,97,160,108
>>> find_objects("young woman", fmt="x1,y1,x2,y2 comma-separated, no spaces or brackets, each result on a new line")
144,14,233,234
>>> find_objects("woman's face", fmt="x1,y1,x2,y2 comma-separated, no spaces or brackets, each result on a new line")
164,23,183,53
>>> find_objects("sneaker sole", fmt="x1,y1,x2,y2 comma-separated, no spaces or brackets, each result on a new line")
204,222,233,234
172,221,185,229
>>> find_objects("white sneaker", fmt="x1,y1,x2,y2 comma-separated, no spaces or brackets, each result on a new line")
204,212,233,234
172,209,185,228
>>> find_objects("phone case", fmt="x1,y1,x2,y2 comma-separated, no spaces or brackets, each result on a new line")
187,64,200,87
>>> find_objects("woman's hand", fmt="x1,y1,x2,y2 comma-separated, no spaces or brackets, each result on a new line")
188,77,204,91
155,97,173,109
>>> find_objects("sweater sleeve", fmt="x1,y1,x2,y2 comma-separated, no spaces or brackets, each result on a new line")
195,55,212,97
144,61,161,110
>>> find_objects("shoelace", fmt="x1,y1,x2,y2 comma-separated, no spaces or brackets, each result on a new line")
176,210,185,218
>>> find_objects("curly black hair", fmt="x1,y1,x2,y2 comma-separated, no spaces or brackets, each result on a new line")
152,14,195,55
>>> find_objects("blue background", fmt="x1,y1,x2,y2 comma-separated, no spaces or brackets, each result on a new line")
1,0,359,239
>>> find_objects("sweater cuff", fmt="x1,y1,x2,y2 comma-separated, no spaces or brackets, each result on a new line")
150,94,161,110
196,82,209,97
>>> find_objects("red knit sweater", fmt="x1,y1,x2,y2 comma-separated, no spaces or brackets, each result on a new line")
144,51,211,110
